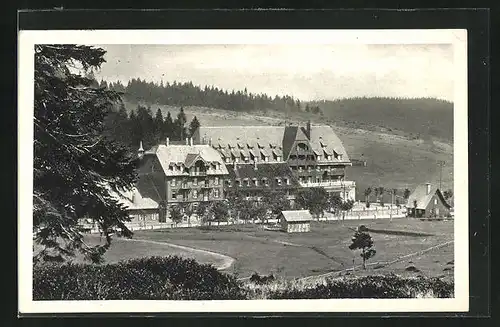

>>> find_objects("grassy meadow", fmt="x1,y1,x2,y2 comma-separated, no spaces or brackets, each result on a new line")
126,218,454,280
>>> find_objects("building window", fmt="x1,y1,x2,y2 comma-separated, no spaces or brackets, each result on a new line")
193,178,198,185
172,191,177,200
253,178,258,186
244,179,249,187
171,178,176,186
225,157,230,163
214,189,219,198
236,180,241,187
192,190,198,199
276,178,282,186
214,177,219,185
225,179,232,187
285,178,290,185
434,198,438,205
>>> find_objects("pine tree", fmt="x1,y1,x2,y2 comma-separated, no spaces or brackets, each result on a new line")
33,44,138,264
164,111,174,139
175,107,187,141
154,108,165,143
188,116,201,138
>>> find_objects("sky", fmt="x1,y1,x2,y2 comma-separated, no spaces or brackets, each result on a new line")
94,44,454,102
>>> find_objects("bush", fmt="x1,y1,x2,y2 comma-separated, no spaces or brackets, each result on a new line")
249,272,276,285
34,258,454,300
33,256,246,300
267,275,453,299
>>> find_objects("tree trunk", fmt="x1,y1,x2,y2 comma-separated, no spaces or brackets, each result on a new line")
362,248,366,269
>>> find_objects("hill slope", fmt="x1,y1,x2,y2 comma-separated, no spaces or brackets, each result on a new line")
308,97,453,142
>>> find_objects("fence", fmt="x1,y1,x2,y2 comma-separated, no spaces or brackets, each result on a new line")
80,206,407,234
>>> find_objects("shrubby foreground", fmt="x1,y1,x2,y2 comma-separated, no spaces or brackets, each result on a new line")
33,256,453,300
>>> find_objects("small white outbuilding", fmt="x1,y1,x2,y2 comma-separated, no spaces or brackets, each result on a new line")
278,210,313,233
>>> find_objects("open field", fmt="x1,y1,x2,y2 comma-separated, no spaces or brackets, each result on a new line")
127,218,454,280
127,100,454,200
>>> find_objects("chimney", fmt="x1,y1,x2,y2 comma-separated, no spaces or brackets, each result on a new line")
425,183,431,195
137,141,144,159
189,137,193,146
233,160,237,170
185,137,188,145
166,137,170,146
254,160,258,170
306,120,311,139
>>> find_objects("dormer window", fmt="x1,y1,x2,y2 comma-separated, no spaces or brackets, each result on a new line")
243,178,249,187
225,179,232,187
235,180,241,187
285,178,290,185
253,178,258,186
276,178,282,186
262,178,269,186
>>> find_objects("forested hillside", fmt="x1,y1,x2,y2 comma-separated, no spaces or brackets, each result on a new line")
309,98,453,141
101,78,454,145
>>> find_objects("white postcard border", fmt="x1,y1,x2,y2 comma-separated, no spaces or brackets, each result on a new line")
18,29,469,314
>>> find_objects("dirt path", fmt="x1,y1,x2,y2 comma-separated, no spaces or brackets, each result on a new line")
123,238,235,271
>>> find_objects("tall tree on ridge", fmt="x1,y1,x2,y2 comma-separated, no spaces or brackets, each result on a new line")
188,116,201,138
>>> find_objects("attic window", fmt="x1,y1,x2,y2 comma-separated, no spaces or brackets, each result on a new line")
276,178,282,186
262,178,269,186
297,143,308,151
253,178,258,186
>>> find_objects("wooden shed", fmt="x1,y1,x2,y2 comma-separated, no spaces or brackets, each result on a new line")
278,210,313,233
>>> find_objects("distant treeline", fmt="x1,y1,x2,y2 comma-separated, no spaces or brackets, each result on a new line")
309,97,454,141
104,102,200,152
101,79,308,114
100,78,453,142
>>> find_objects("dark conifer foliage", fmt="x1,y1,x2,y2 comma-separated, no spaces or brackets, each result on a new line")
108,79,303,113
33,45,138,263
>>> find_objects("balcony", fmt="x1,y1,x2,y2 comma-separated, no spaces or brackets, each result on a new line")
299,180,356,189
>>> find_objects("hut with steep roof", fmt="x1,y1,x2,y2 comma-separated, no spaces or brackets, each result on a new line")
278,210,313,233
406,183,452,218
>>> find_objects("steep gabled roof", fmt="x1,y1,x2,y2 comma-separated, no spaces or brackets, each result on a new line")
184,153,205,167
195,124,350,163
152,144,228,176
309,126,350,162
197,126,285,150
406,184,451,209
279,210,313,222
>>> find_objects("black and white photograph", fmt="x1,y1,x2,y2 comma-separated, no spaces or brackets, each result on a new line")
18,29,469,313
